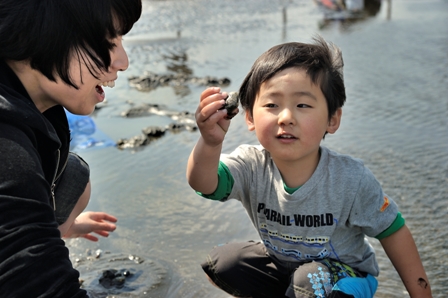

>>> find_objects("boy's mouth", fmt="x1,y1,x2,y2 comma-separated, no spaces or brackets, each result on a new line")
277,133,297,139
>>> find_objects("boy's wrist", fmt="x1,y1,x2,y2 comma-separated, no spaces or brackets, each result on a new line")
199,137,223,152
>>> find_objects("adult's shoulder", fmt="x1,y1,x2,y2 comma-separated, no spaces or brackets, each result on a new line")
0,122,52,201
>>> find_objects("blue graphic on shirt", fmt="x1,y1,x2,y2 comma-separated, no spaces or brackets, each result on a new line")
257,204,340,262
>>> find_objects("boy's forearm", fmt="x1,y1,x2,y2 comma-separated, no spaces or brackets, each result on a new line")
380,225,432,297
187,137,222,194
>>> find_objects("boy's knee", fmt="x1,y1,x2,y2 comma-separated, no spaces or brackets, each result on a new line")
201,241,281,297
201,242,251,280
201,244,247,296
287,261,333,297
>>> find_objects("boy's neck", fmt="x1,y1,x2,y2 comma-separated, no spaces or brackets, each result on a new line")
274,148,321,189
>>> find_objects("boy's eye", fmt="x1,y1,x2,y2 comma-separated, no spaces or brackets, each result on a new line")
297,104,310,108
264,103,277,108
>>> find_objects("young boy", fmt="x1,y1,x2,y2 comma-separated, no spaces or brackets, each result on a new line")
186,36,431,297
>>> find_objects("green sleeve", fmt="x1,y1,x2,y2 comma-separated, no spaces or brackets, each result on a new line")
375,212,405,240
196,161,234,201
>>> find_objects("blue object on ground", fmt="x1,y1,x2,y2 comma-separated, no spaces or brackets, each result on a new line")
65,110,116,150
332,274,378,297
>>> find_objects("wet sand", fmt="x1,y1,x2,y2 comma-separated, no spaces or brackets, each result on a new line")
67,0,448,297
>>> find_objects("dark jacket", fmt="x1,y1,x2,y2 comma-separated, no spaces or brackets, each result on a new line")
0,60,87,297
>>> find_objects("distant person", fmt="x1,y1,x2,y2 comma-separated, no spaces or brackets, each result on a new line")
186,36,432,297
0,0,142,296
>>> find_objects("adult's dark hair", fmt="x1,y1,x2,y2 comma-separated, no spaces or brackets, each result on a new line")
239,35,346,121
0,0,142,88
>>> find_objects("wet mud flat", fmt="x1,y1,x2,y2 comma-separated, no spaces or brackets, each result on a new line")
67,0,448,297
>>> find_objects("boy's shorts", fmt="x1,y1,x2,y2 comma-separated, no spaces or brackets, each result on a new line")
53,152,90,225
201,241,373,298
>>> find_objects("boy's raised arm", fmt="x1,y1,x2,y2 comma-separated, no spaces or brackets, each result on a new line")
380,225,432,298
186,87,235,194
187,137,222,194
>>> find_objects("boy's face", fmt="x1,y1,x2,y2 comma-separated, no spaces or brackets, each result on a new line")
245,67,341,166
29,36,129,115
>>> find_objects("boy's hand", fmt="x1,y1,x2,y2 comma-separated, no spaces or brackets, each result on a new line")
62,211,117,242
196,87,238,147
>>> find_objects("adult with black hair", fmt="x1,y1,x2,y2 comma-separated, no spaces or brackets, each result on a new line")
0,0,142,296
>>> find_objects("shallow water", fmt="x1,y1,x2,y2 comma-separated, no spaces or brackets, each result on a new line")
66,0,448,297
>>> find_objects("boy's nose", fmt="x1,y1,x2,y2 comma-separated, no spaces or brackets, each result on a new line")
278,108,296,126
110,42,129,72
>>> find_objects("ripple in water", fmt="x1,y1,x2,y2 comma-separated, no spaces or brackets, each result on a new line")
72,252,169,298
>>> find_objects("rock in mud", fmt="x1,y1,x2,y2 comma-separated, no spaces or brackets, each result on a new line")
141,126,166,138
117,103,198,150
116,134,150,149
128,71,231,92
121,103,161,118
116,122,197,150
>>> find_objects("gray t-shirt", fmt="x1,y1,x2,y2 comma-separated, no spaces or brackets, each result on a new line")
218,145,399,276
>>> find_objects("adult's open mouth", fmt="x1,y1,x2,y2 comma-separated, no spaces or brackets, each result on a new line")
95,85,104,94
96,80,115,94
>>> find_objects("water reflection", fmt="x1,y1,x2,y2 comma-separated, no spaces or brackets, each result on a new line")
164,50,193,97
315,0,384,31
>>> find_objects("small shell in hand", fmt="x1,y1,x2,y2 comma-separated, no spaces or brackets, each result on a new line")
219,91,239,119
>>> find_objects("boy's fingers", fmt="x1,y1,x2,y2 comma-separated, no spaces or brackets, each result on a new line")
198,90,227,111
199,92,225,109
197,100,226,122
200,87,221,100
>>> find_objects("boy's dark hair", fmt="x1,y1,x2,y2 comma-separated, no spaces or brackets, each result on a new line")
0,0,142,88
239,35,346,120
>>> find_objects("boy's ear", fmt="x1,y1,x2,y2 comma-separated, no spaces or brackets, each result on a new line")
327,108,342,134
245,112,256,131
